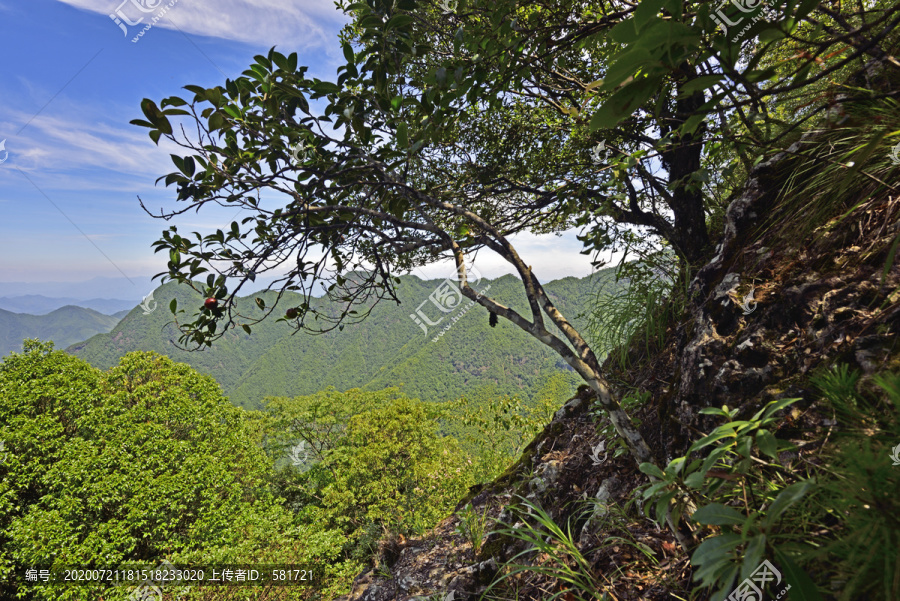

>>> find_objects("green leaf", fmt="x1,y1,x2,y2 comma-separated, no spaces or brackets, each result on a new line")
655,491,675,525
763,480,813,528
241,324,252,335
161,97,188,108
663,0,683,19
642,481,670,499
311,81,341,96
755,397,801,422
691,532,742,567
692,503,745,526
600,48,654,92
639,462,665,479
737,434,753,458
590,75,658,131
679,75,724,96
684,471,705,489
208,111,225,132
741,534,766,582
141,99,173,135
608,19,638,45
773,548,823,601
666,456,686,476
756,429,777,458
690,428,736,452
635,0,667,31
744,67,779,83
385,14,414,30
758,26,787,43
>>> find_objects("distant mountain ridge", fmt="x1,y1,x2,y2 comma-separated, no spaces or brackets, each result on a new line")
66,272,614,409
0,295,138,316
0,306,121,357
0,276,157,300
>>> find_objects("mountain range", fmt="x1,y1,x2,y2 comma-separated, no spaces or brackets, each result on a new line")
0,306,123,357
64,271,613,409
0,295,136,316
0,276,157,300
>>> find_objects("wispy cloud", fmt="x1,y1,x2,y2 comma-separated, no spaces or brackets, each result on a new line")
0,101,183,192
56,0,348,48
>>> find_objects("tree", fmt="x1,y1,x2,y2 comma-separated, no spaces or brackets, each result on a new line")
266,389,471,555
132,0,899,478
0,342,304,600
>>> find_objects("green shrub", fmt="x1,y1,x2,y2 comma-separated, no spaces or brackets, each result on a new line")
637,396,820,600
267,388,473,562
0,342,315,600
806,368,900,601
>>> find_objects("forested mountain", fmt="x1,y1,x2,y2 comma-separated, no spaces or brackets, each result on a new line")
3,1,899,600
66,271,614,409
0,306,121,357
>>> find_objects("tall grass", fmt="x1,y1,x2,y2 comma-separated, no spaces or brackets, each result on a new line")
482,497,657,601
758,98,900,245
806,367,900,601
585,248,685,373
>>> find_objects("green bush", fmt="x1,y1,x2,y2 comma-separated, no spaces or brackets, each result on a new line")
806,368,900,601
267,388,473,562
0,341,350,600
637,396,820,600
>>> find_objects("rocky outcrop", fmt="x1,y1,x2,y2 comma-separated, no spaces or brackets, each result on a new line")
339,131,900,600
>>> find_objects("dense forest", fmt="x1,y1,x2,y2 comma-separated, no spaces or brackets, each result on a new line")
2,0,900,600
0,307,121,357
1,342,567,600
65,272,609,409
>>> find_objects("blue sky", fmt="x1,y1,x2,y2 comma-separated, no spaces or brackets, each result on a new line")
0,0,596,300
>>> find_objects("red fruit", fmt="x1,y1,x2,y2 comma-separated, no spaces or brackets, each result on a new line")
204,298,218,310
285,308,298,319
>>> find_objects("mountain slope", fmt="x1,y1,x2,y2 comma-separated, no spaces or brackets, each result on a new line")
337,122,900,601
0,306,121,357
66,272,614,409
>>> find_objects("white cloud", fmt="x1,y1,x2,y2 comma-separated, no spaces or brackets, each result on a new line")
0,98,190,194
412,230,608,283
56,0,348,49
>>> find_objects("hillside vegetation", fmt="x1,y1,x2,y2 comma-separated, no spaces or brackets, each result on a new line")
2,0,900,600
67,272,611,409
0,342,565,600
0,306,120,357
